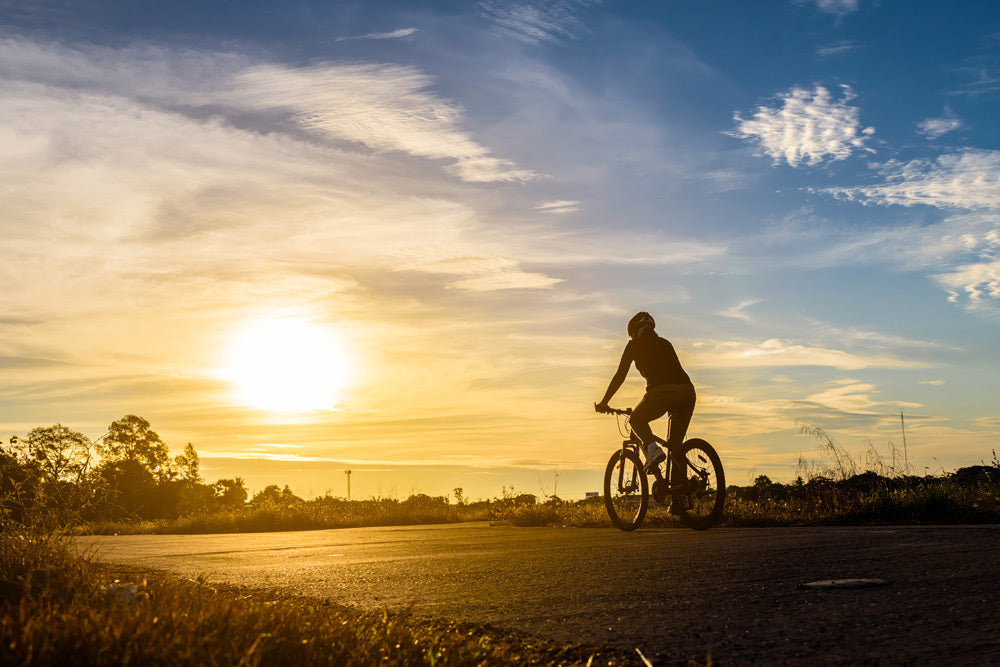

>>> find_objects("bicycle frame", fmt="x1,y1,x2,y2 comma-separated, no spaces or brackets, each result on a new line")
601,403,725,531
618,430,690,489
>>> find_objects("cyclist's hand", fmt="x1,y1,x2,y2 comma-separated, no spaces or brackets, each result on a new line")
594,401,610,414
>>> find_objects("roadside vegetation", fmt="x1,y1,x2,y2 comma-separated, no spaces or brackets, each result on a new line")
506,426,1000,528
3,416,999,535
0,530,625,666
3,418,995,665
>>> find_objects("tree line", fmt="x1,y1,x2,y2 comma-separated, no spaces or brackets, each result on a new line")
1,415,263,527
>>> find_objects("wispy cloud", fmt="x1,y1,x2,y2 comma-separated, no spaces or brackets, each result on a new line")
951,32,1000,97
820,150,1000,209
479,0,597,44
0,36,571,401
972,416,1000,430
817,41,857,58
917,109,963,139
937,259,1000,307
718,299,761,322
729,85,875,167
688,339,925,371
806,382,920,415
0,37,534,184
804,0,860,15
336,28,418,41
234,63,536,183
534,200,581,214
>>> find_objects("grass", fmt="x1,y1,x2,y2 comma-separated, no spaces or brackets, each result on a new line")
68,470,1000,535
59,433,1000,535
71,497,494,536
1,530,632,666
722,477,1000,527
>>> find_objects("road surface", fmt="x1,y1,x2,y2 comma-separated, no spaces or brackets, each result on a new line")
76,523,1000,664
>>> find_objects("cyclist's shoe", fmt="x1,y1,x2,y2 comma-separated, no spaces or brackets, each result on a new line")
643,444,666,473
670,493,692,515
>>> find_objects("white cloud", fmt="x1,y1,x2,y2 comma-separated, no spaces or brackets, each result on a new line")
729,85,874,167
687,339,925,371
821,150,1000,209
917,110,963,139
936,260,1000,306
763,207,1000,310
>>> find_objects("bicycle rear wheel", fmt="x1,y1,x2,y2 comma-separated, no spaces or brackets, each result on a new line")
604,449,648,531
674,439,725,530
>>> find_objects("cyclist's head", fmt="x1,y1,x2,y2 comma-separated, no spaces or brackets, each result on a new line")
627,312,655,339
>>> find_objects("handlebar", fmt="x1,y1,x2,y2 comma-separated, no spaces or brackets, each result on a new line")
594,403,631,416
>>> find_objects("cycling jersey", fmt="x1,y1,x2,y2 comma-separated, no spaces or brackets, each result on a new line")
624,332,691,388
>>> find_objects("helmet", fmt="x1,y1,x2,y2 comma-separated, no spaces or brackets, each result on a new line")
627,312,655,338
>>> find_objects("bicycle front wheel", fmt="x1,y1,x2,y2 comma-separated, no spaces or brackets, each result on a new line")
674,438,725,530
604,449,648,531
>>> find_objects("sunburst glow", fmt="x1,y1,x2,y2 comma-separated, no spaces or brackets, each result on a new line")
223,318,352,412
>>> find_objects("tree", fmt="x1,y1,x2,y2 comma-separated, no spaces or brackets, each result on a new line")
95,459,156,519
177,482,215,516
214,477,248,509
174,443,201,484
251,484,301,507
25,424,91,483
22,424,98,523
99,415,170,480
0,448,41,526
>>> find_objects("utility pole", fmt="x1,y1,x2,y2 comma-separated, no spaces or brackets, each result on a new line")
345,469,352,501
900,409,908,474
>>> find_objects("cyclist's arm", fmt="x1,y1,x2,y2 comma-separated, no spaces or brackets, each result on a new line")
597,344,633,408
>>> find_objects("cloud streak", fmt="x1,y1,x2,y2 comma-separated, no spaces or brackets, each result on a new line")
688,339,925,371
479,0,597,44
805,0,860,15
0,37,534,184
820,150,1000,210
336,28,418,41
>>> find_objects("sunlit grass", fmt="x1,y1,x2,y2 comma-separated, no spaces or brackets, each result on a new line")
72,497,493,535
0,531,626,666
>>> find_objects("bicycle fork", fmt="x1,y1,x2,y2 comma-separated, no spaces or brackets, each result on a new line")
617,436,644,493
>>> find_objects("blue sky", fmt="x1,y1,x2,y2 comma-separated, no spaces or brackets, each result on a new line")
2,0,1000,500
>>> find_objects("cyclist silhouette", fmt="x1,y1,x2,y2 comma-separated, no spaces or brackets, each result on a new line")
595,312,696,488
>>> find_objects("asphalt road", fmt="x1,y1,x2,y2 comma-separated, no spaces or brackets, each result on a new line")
76,523,1000,664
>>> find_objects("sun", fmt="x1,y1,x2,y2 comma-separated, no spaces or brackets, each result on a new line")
223,317,352,412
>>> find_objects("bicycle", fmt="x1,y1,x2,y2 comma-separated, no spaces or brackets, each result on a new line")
597,405,725,531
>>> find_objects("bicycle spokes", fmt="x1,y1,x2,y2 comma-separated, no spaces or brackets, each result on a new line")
674,439,725,530
604,449,648,531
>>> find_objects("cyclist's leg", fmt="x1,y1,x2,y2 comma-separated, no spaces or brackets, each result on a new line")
665,385,697,485
630,393,668,450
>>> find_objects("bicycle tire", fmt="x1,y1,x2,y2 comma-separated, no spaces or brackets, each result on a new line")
674,438,725,530
604,448,648,531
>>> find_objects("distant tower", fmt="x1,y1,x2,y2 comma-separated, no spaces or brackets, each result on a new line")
345,469,352,501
